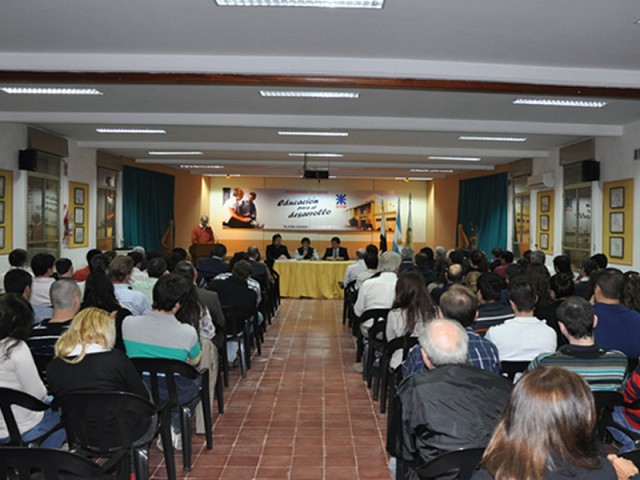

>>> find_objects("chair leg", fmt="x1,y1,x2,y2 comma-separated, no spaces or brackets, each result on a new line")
200,371,213,450
181,407,192,472
133,447,149,480
221,349,229,387
243,327,252,370
159,411,177,480
380,370,389,414
215,368,224,414
238,339,247,378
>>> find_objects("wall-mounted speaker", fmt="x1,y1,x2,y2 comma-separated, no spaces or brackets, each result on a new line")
581,160,600,182
18,149,38,171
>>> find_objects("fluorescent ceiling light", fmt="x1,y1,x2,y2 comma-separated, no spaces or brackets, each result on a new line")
458,136,527,142
149,151,202,155
180,165,224,169
216,0,384,9
278,131,349,137
96,128,166,134
410,169,454,173
261,90,359,99
513,98,607,108
288,153,343,158
1,87,103,95
395,177,433,181
427,156,481,162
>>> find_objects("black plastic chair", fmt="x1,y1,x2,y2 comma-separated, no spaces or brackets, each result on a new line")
621,447,640,467
0,387,58,446
365,320,388,395
53,391,170,480
500,361,530,382
0,446,118,479
355,308,390,364
131,358,213,473
342,280,357,325
592,391,623,442
379,335,419,414
414,447,485,480
222,306,254,378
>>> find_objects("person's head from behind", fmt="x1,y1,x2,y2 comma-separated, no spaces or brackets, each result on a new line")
89,253,110,274
500,250,514,265
508,278,537,314
434,246,446,261
232,260,253,281
530,250,546,265
152,274,191,313
355,248,366,260
54,308,116,364
82,270,118,311
0,293,34,359
272,234,282,247
420,247,434,262
127,251,144,268
623,272,640,313
557,296,596,341
491,247,503,261
594,269,624,303
448,249,465,266
392,270,436,333
414,252,429,269
247,245,260,260
147,257,167,279
469,250,489,272
550,273,575,300
31,252,55,277
50,279,82,314
418,318,468,370
580,259,599,278
330,236,341,249
476,272,505,304
211,243,227,259
229,252,250,271
365,244,379,257
4,269,33,299
590,253,608,270
504,263,525,284
446,263,464,284
8,248,28,268
55,258,73,277
379,251,402,273
107,255,133,283
401,247,414,262
85,249,102,269
364,253,378,271
482,367,600,479
172,260,197,285
171,248,188,262
439,285,478,328
553,255,572,275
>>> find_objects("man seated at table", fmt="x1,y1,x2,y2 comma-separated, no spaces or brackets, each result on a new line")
322,236,349,261
294,237,319,261
265,233,291,269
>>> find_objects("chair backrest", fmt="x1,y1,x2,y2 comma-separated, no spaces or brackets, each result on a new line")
621,448,640,468
0,387,49,446
360,308,390,324
592,390,623,441
221,305,250,336
386,335,419,362
52,391,155,454
629,357,639,374
0,446,111,480
500,361,530,382
415,447,485,480
130,357,201,408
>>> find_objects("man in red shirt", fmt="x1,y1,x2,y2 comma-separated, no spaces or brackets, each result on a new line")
191,216,215,245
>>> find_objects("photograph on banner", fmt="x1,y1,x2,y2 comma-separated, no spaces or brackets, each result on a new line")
222,187,399,231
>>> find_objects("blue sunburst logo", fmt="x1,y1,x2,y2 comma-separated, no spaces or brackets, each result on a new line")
336,194,347,206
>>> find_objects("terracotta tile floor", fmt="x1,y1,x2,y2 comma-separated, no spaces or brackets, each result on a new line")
149,298,392,479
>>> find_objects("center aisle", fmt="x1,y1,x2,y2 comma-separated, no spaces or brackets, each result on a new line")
150,298,392,480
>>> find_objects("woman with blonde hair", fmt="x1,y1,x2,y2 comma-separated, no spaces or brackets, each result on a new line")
47,307,147,399
472,367,616,480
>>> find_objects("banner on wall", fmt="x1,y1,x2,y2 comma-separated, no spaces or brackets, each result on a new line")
222,187,398,231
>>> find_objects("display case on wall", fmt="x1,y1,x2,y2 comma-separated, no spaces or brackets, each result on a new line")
68,181,88,248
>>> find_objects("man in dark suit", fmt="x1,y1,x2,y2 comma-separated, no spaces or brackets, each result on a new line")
247,245,270,289
197,243,230,283
322,236,349,261
265,233,291,269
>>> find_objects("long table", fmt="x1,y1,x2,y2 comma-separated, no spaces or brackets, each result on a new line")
274,260,352,299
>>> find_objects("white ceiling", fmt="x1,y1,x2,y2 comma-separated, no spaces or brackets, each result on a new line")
1,0,640,179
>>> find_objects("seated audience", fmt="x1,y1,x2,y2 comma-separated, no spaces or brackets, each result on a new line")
28,280,82,361
472,367,617,480
0,248,32,295
398,247,415,273
197,243,229,283
385,270,436,369
294,237,319,261
355,253,378,290
468,250,489,273
343,248,367,287
108,255,151,316
397,319,511,480
247,245,270,289
575,259,599,299
73,248,102,282
414,252,436,286
535,273,575,347
553,254,573,275
527,262,553,311
472,272,514,333
623,271,640,313
4,269,33,300
128,251,149,283
489,247,503,272
529,249,546,266
593,269,640,359
430,263,464,305
0,293,65,447
403,286,501,377
528,297,627,391
30,253,56,305
265,233,291,270
609,362,640,452
210,252,262,307
54,258,74,279
485,278,557,361
590,253,608,270
323,236,349,261
132,257,167,304
493,250,513,279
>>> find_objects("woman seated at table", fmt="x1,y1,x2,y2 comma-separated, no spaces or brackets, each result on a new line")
294,237,319,261
472,367,617,480
0,293,65,447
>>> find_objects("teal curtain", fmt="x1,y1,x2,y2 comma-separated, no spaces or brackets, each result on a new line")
457,173,508,254
123,166,174,251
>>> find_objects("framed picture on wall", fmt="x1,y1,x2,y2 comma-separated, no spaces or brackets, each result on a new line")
610,187,624,209
0,227,4,250
610,212,624,234
74,187,84,205
610,236,624,259
0,176,5,199
540,233,549,250
74,226,84,244
540,195,550,213
74,207,84,225
0,201,4,224
540,215,549,232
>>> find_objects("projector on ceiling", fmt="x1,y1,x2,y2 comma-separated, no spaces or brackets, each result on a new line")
303,169,329,179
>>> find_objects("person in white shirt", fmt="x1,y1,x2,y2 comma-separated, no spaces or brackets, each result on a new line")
294,237,320,261
355,253,379,290
0,248,33,295
343,248,367,287
485,278,557,361
128,251,149,283
224,188,252,228
107,255,151,316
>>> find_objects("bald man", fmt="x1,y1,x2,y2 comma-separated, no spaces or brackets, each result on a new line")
191,215,216,245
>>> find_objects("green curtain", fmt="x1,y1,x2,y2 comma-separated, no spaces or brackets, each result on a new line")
123,166,175,251
457,172,508,254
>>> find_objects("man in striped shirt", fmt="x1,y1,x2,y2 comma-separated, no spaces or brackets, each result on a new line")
528,296,627,391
